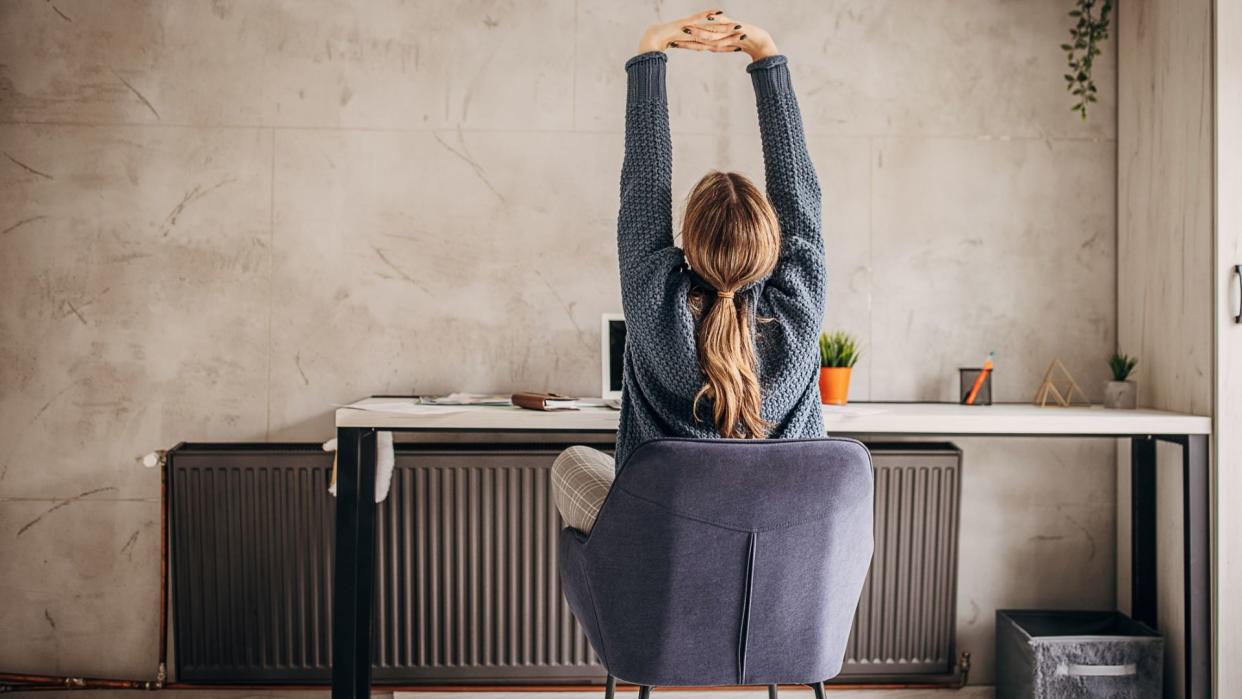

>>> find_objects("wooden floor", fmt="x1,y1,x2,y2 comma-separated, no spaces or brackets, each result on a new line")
396,689,993,698
8,689,994,698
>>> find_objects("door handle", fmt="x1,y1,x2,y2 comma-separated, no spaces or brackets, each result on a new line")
1235,264,1241,324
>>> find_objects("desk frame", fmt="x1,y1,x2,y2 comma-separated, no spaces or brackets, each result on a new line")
329,424,1210,699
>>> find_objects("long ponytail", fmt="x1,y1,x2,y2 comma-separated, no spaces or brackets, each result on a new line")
682,172,781,439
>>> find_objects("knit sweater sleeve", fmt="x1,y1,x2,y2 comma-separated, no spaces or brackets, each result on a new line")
618,51,673,260
748,55,825,338
617,52,692,342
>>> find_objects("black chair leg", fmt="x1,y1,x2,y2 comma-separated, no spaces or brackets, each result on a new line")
637,686,653,699
604,675,616,699
767,684,780,699
807,681,826,699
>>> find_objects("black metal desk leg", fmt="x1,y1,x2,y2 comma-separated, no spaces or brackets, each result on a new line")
1181,434,1210,699
1132,435,1212,699
1130,436,1157,628
332,428,379,699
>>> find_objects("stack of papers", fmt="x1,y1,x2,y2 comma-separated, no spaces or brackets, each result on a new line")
418,393,512,406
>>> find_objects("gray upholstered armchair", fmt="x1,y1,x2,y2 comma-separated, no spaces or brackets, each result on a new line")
558,438,875,698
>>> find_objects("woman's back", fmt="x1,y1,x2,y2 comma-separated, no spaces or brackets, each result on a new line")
615,49,825,469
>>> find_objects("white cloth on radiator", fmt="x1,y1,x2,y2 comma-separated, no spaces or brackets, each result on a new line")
325,430,395,503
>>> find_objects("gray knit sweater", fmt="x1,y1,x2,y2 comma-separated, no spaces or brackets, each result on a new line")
615,51,825,469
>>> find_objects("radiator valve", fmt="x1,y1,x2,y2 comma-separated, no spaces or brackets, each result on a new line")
958,651,972,685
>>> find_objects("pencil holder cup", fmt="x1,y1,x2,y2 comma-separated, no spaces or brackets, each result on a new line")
959,368,993,405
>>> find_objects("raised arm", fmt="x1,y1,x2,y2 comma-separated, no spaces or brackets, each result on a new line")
616,50,674,280
749,54,825,326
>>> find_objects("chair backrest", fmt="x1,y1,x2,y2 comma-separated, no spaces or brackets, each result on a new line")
557,438,874,687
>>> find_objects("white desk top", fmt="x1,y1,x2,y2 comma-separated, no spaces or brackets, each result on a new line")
336,398,1210,436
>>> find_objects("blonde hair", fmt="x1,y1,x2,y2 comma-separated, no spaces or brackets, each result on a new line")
681,171,781,439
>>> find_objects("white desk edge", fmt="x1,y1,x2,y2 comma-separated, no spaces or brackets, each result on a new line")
335,399,1211,435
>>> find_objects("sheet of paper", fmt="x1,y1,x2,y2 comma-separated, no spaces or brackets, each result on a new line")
336,401,468,416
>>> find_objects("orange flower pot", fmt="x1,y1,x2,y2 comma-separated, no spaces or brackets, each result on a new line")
819,367,852,405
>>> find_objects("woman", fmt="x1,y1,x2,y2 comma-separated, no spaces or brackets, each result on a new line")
552,10,824,533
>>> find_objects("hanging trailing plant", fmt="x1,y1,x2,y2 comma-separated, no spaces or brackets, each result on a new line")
1061,0,1113,120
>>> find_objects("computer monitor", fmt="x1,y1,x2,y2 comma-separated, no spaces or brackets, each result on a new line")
601,313,626,400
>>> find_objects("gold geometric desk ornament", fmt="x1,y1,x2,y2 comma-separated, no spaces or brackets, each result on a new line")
1033,358,1091,407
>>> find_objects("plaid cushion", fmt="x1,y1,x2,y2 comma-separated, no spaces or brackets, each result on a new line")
551,446,615,533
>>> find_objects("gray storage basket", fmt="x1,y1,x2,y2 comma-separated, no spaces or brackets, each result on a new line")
996,610,1163,698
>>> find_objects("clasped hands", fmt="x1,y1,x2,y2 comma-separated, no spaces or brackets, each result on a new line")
638,9,779,62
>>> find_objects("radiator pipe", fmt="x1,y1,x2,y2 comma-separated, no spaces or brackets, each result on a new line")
0,673,163,692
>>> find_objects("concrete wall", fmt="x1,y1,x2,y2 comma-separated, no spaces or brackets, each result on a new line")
0,0,1117,684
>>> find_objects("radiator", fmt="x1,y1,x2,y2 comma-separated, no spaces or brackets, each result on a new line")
372,450,600,681
844,443,962,678
169,445,337,682
168,440,960,684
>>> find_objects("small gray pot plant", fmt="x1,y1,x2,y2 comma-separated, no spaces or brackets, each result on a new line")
1105,353,1138,409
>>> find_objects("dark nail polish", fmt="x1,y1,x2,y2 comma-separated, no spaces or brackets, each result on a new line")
668,41,677,48
740,34,747,40
683,27,691,33
734,47,742,52
734,24,742,29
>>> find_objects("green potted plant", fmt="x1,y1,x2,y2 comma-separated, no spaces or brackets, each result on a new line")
1105,352,1138,409
818,331,860,405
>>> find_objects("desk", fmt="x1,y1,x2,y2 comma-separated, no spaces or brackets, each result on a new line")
330,400,1211,698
